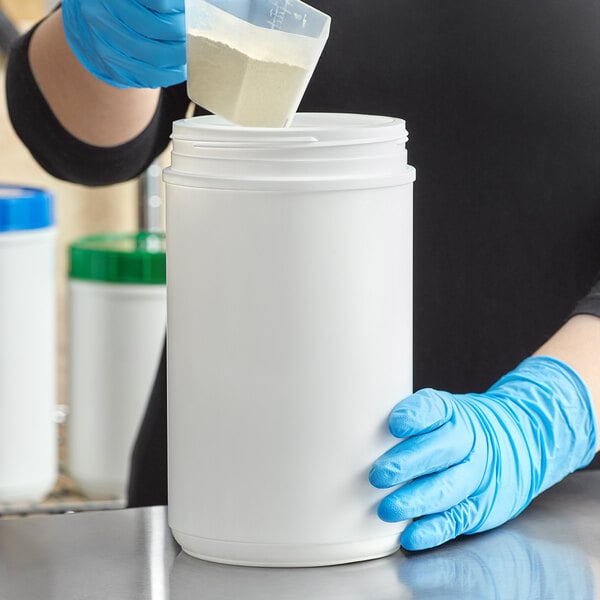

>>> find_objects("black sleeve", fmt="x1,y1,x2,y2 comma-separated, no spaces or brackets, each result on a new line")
570,276,600,319
5,22,191,187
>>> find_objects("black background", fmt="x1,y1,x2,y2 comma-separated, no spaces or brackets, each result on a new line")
300,0,600,393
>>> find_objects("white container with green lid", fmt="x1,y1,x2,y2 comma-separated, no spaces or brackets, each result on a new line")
67,232,166,501
0,184,57,503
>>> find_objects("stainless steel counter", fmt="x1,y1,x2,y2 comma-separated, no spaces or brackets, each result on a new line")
2,471,599,599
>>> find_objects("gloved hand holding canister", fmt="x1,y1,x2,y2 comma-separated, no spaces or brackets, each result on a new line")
61,0,186,88
369,355,598,551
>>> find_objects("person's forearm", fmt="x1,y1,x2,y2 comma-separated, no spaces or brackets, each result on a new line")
534,314,600,451
28,9,160,147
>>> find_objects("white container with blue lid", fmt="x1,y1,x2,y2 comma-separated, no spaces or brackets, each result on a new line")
0,185,57,503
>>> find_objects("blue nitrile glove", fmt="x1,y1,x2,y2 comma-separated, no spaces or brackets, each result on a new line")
61,0,186,88
369,356,598,551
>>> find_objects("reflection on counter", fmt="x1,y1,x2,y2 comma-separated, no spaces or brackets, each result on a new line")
171,550,408,599
400,528,594,600
170,522,595,599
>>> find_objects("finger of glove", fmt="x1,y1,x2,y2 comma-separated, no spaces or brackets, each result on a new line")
388,389,454,438
369,419,474,489
90,23,186,70
89,35,186,87
138,0,185,13
376,460,480,521
101,1,185,42
400,498,480,551
109,52,187,87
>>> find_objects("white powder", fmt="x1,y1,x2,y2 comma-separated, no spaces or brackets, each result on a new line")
186,30,310,128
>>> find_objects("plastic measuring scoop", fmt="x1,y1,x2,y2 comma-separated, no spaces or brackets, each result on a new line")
184,0,331,128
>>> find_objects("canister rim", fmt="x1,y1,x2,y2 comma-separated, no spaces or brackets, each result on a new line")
171,113,408,146
163,166,416,192
167,113,414,190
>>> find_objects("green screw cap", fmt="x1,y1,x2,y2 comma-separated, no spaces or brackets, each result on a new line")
69,232,166,285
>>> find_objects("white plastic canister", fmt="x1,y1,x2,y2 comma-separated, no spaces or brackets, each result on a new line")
67,233,166,500
164,113,416,567
0,185,57,503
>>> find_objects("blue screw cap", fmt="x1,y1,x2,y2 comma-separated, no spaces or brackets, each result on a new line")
0,185,55,232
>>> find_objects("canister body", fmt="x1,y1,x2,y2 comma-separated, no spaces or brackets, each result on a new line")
0,228,57,503
67,281,166,499
66,232,167,500
165,114,415,566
